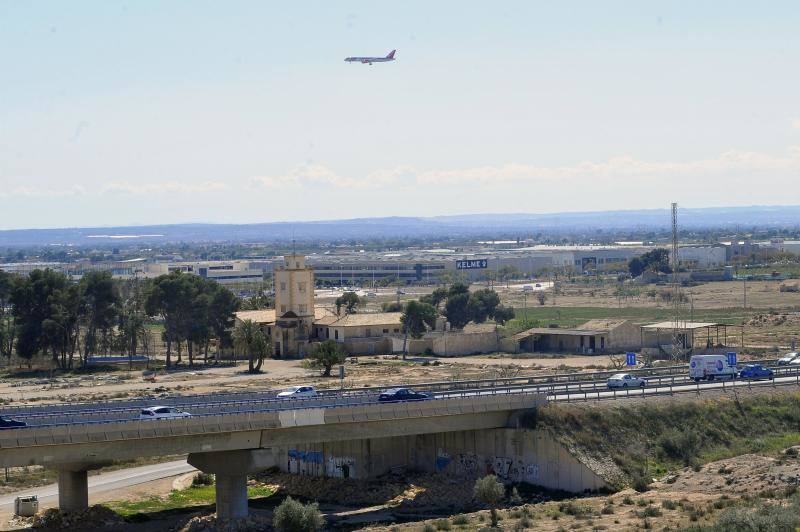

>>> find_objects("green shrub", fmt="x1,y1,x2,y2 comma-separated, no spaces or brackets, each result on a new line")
601,504,614,515
710,496,800,531
558,501,593,517
657,428,701,465
474,475,505,527
192,472,214,486
434,518,451,530
451,514,469,526
622,496,634,505
631,470,651,492
662,499,678,510
422,524,436,532
272,496,325,532
635,505,662,518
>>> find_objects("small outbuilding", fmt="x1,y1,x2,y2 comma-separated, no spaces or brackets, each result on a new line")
640,321,744,357
506,319,640,355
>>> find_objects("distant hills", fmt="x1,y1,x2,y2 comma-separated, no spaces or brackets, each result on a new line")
1,205,799,248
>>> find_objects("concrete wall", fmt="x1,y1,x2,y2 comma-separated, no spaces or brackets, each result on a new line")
430,331,499,356
278,428,606,493
342,337,393,355
389,331,499,356
608,321,641,351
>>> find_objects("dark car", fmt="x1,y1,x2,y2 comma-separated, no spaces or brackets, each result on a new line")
0,416,27,429
378,388,429,402
738,364,774,380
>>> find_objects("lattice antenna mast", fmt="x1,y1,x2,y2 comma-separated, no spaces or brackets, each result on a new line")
670,202,683,361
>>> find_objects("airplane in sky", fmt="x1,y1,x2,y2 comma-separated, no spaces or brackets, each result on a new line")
344,50,396,65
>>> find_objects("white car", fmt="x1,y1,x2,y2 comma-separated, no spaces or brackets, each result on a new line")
139,406,192,420
777,352,799,365
607,373,647,389
277,386,318,399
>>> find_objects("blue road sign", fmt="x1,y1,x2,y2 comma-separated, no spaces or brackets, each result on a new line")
727,352,737,366
626,352,636,366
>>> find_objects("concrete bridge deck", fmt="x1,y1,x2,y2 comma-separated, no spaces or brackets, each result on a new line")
0,392,545,519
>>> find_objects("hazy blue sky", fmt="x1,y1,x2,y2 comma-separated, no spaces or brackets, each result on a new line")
1,1,799,229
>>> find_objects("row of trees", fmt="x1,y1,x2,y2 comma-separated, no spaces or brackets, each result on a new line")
145,271,239,367
421,283,514,328
336,283,515,334
628,248,671,277
0,269,239,370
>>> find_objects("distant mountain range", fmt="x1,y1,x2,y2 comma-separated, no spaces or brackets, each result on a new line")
2,205,799,248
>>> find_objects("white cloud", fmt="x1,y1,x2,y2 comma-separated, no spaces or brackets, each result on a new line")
249,164,408,189
252,146,800,189
101,181,228,195
0,184,87,198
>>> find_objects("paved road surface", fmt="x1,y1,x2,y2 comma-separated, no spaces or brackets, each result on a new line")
0,459,195,514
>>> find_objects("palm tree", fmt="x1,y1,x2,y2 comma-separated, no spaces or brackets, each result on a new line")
233,319,269,373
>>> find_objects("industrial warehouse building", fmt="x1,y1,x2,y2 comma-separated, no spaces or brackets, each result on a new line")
5,239,781,286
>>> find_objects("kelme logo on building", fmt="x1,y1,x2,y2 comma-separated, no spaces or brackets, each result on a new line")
456,259,488,270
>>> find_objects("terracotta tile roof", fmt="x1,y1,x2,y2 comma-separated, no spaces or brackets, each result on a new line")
324,312,403,328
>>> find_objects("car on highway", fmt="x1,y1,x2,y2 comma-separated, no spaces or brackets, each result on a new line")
738,364,774,380
277,386,318,399
139,406,192,420
777,352,799,365
0,416,27,429
378,388,430,402
606,373,646,389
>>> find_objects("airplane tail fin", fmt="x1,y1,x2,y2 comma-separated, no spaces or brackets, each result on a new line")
386,50,396,59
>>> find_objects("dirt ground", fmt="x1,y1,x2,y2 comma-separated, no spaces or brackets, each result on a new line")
0,353,621,407
500,279,800,310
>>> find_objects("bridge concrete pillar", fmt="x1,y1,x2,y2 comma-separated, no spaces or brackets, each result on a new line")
188,449,276,520
57,468,88,512
215,472,249,520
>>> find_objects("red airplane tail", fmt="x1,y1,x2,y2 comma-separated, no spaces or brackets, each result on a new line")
386,50,396,59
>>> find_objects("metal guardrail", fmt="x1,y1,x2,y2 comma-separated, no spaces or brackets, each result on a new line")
553,372,800,403
5,364,800,430
1,358,781,417
2,359,793,422
0,390,545,434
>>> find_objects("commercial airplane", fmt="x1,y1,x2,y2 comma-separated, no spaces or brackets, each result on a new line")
344,50,396,65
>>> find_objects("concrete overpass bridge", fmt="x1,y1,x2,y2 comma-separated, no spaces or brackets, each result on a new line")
0,391,546,519
3,362,797,519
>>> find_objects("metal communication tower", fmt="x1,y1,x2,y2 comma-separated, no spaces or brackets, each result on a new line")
670,202,683,361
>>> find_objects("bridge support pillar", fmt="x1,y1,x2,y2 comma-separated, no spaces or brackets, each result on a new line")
57,468,88,512
215,472,248,520
188,449,276,520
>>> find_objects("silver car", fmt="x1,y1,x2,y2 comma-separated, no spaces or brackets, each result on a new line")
777,352,799,365
139,406,192,420
607,373,646,389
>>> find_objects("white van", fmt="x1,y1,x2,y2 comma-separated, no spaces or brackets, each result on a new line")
689,355,737,381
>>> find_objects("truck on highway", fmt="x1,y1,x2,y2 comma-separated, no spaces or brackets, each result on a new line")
689,354,737,381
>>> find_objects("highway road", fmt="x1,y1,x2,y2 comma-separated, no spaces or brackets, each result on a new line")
0,459,195,515
2,363,798,429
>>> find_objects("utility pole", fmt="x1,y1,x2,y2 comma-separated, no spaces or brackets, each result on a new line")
743,278,747,310
670,202,683,361
522,291,528,326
